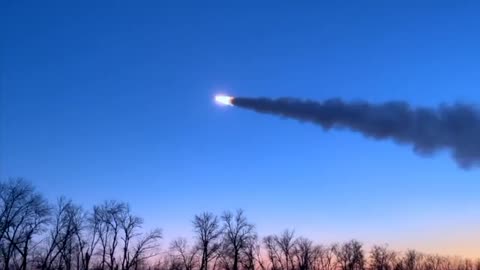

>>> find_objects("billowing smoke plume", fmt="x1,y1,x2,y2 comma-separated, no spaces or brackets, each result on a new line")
232,97,480,168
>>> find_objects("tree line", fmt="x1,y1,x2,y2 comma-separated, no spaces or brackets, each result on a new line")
1,178,479,270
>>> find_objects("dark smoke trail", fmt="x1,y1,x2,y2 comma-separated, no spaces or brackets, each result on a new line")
232,97,480,168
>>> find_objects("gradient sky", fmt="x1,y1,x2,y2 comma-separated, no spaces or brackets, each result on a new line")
2,1,480,258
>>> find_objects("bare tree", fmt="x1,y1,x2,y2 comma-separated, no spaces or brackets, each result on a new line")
95,205,109,270
75,208,101,270
263,235,282,270
449,256,470,270
294,237,314,270
39,197,83,270
95,201,128,270
119,211,143,270
403,250,423,270
275,230,296,270
334,240,365,270
4,179,480,270
93,201,161,270
170,238,199,270
125,229,162,270
424,255,444,270
221,209,256,270
370,245,397,270
240,237,258,270
0,178,50,270
311,244,337,270
193,212,222,270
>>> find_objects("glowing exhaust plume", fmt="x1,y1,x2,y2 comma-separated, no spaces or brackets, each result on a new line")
215,95,234,106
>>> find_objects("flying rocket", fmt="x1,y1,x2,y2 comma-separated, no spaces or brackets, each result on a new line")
215,95,234,106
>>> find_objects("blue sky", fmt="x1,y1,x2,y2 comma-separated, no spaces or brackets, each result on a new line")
2,1,480,257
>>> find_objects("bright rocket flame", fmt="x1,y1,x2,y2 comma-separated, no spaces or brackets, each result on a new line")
215,95,234,106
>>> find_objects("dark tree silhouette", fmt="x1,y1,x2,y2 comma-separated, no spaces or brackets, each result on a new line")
370,245,397,270
221,209,256,270
294,237,314,270
263,235,282,270
119,209,143,270
75,208,101,270
193,212,222,270
275,230,296,270
127,228,162,270
403,250,423,270
39,198,82,270
0,178,50,270
93,201,162,270
424,255,444,270
1,178,479,270
239,236,258,270
170,238,199,270
314,245,337,270
334,240,365,270
93,201,129,270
